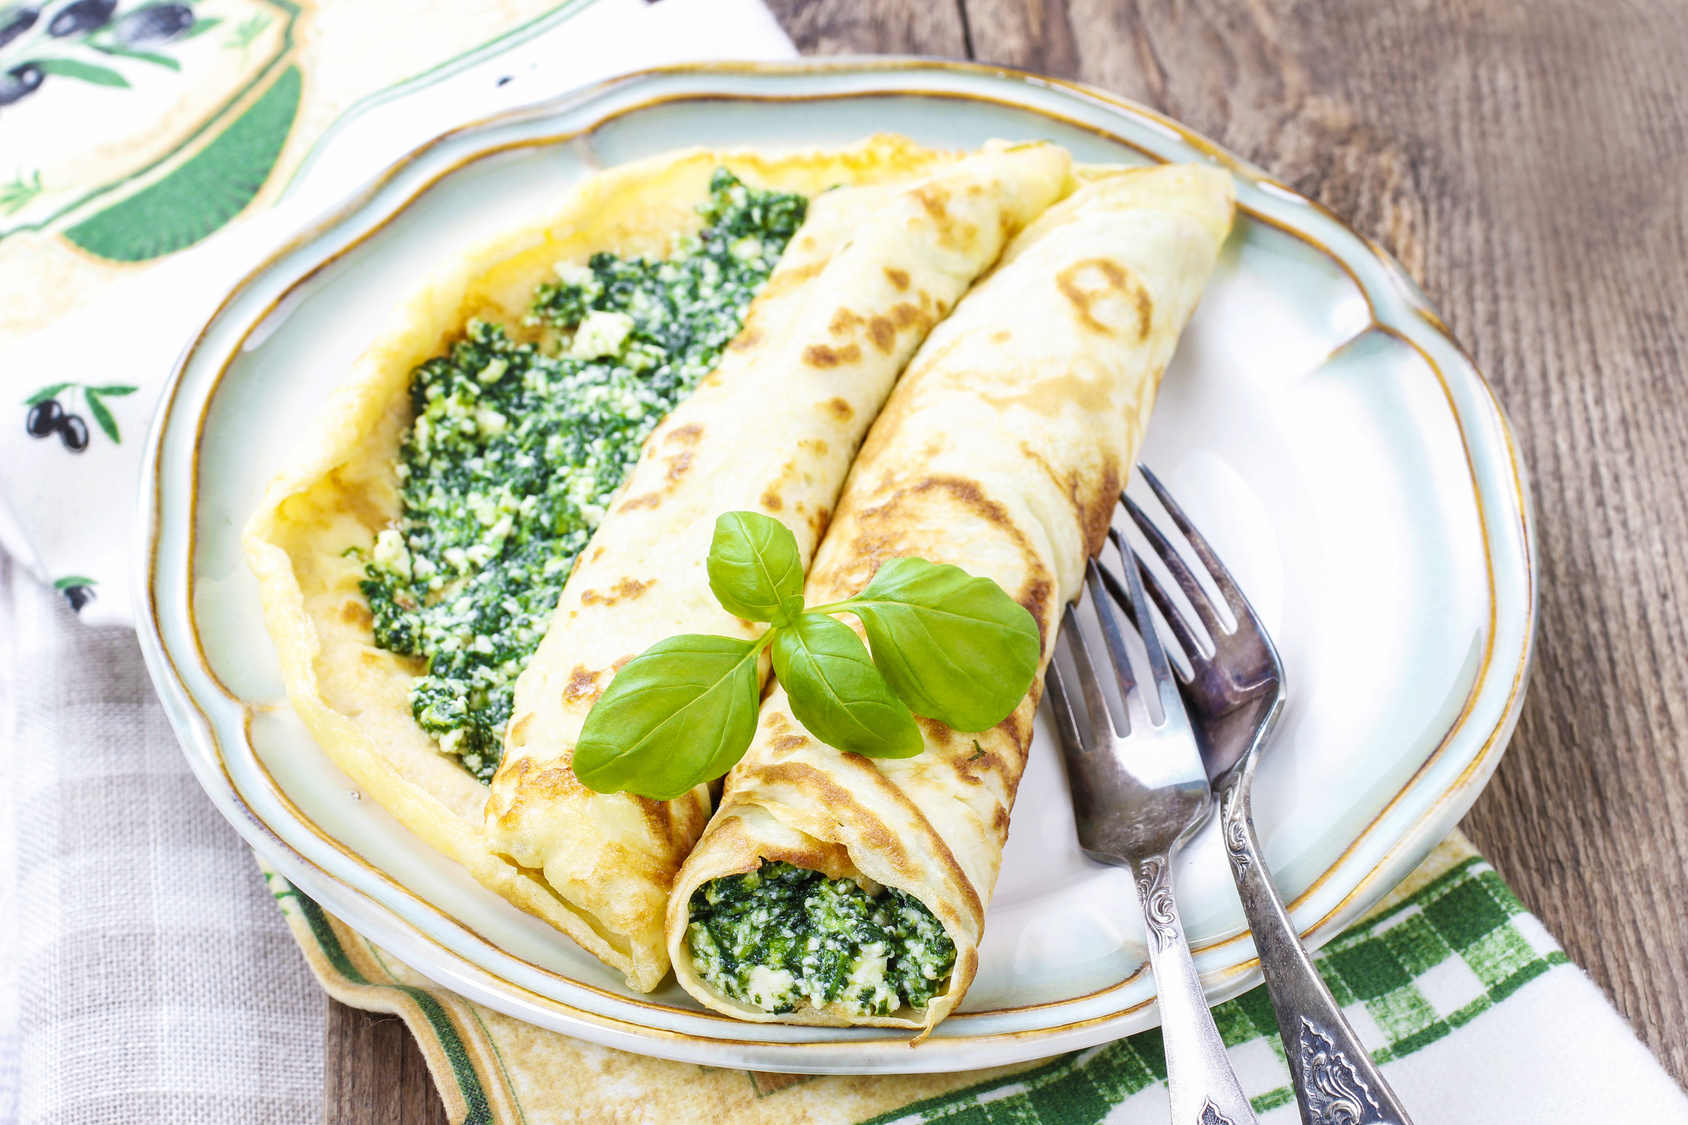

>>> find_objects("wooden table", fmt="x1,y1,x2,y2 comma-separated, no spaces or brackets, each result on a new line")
326,1,1688,1118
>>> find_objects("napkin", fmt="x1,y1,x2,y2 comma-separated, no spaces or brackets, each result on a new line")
0,0,797,628
272,832,1688,1125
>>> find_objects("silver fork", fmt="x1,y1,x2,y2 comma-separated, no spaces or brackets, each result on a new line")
1117,466,1414,1125
1046,531,1259,1125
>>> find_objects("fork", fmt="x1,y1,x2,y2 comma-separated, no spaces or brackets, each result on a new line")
1117,466,1414,1125
1046,532,1259,1125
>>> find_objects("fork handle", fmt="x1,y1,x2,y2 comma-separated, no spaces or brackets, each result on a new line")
1218,769,1415,1125
1130,853,1259,1125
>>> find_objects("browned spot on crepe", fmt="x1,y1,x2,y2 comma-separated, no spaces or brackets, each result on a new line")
868,315,896,353
561,665,603,706
580,577,655,607
1057,257,1154,339
803,342,862,367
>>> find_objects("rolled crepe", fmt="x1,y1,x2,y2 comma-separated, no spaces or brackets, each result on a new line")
243,136,1063,991
482,141,1073,991
666,163,1237,1028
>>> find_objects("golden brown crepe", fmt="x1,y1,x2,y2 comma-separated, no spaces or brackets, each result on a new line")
481,141,1073,991
666,162,1237,1029
243,135,1072,993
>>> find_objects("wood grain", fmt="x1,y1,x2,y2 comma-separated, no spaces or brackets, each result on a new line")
324,998,449,1124
943,0,1688,1085
328,1,1688,1114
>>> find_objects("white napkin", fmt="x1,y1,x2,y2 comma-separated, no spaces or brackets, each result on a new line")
0,2,795,1120
0,0,796,628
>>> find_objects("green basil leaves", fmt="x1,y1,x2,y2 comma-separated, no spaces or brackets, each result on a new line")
574,512,1041,799
573,634,764,801
772,612,923,759
840,557,1044,733
707,511,805,626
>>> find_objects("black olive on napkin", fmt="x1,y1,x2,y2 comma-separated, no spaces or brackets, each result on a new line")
114,3,194,45
0,63,43,107
58,414,89,452
47,0,115,37
0,5,38,50
26,399,63,438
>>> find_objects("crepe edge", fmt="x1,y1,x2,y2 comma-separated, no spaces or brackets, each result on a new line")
664,803,978,1034
238,134,979,994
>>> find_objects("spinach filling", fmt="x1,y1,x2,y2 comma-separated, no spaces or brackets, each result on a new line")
359,170,808,780
687,861,957,1017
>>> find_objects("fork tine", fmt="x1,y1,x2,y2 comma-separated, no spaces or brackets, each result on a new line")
1085,558,1152,733
1046,613,1094,753
1094,549,1200,679
1059,598,1123,743
1122,490,1228,642
1109,528,1185,722
1136,463,1255,626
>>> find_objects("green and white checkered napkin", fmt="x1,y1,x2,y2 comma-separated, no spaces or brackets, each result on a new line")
265,833,1688,1124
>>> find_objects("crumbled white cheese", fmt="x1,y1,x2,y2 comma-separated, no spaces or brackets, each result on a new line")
745,965,797,1011
567,309,635,359
553,260,593,286
373,529,412,579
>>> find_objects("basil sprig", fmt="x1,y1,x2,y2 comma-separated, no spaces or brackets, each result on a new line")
573,512,1039,799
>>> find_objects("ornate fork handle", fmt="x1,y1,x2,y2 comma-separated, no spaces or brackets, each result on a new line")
1218,771,1414,1125
1131,854,1258,1125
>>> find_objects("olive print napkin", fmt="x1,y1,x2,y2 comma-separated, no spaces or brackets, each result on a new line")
269,833,1688,1125
0,0,796,627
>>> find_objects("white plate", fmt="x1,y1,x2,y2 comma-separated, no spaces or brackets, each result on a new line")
136,59,1535,1073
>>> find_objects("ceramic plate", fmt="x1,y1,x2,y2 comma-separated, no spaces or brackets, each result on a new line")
136,59,1534,1074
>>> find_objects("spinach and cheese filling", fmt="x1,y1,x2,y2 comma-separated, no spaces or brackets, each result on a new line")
359,170,807,781
687,861,956,1017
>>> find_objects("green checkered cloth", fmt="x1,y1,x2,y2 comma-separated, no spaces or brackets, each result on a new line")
267,833,1688,1123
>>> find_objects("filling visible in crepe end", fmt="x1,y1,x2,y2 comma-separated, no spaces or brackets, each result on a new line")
356,170,807,781
686,862,956,1018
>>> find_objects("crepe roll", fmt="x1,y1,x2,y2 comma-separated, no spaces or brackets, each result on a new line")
244,137,1057,995
482,140,1074,991
667,163,1237,1028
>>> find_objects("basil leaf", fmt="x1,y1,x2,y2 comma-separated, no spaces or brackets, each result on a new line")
772,613,923,758
847,557,1041,732
707,511,805,626
573,634,763,799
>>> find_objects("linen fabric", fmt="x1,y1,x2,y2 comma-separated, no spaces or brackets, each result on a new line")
0,557,323,1124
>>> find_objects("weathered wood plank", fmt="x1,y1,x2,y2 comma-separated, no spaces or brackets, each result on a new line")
959,0,1688,1085
765,0,969,57
324,998,450,1125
